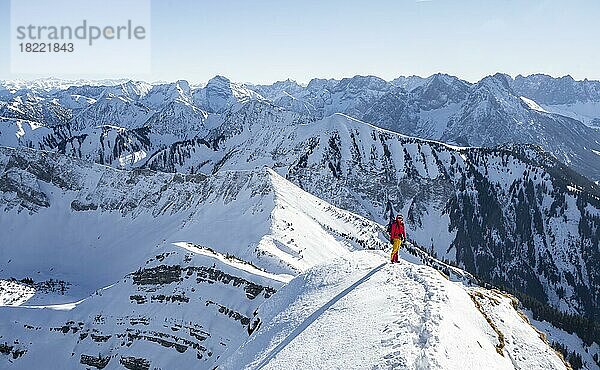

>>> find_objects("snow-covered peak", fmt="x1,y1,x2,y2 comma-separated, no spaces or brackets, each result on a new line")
306,77,338,91
476,73,514,94
391,75,428,91
268,78,304,90
245,79,305,101
193,75,263,113
141,79,194,108
206,75,231,87
116,80,153,100
412,73,471,109
332,75,390,93
424,73,469,87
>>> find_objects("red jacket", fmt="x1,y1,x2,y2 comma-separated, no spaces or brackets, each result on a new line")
390,219,406,241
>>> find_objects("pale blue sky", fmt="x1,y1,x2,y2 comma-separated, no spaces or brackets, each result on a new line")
1,0,599,84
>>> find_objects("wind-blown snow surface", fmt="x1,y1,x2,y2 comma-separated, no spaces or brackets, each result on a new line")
221,251,566,370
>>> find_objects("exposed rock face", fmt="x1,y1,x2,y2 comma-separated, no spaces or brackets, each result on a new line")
512,74,600,105
119,356,150,370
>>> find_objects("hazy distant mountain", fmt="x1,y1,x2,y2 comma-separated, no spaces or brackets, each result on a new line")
253,73,600,181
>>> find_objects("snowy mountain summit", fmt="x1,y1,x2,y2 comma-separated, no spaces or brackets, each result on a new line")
222,252,568,370
1,73,600,369
0,148,572,369
0,147,593,369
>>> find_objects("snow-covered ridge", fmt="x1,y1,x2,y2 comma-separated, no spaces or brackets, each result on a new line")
0,145,392,368
0,143,380,285
221,251,569,370
0,144,584,368
2,72,600,368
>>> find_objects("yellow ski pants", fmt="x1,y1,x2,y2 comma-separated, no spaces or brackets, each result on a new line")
391,238,402,262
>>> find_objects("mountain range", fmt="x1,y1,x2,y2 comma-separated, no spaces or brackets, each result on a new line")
1,73,599,369
0,146,591,369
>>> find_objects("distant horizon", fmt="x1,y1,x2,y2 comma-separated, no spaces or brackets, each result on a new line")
1,1,599,84
1,71,598,87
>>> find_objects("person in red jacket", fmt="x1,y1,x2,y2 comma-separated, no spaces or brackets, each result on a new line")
389,214,406,263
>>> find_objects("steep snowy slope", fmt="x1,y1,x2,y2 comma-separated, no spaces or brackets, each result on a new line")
0,92,72,128
0,146,387,368
528,313,600,370
55,125,154,168
0,146,383,292
69,92,154,131
0,117,56,149
0,245,287,369
0,147,583,369
220,251,568,370
144,101,600,322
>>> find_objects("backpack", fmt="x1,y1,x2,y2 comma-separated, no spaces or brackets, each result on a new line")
386,220,393,235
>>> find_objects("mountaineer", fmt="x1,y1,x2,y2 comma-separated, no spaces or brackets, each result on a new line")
388,214,406,263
